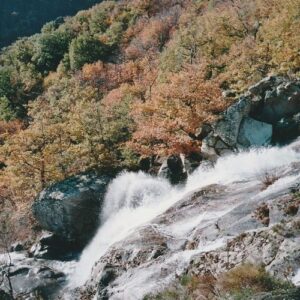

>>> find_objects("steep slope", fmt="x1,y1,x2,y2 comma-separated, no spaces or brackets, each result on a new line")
1,76,300,298
0,1,300,298
1,0,300,212
1,139,299,299
69,141,300,299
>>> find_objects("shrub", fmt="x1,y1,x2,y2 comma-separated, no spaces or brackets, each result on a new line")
32,30,72,73
218,263,293,297
144,264,294,300
69,34,109,70
260,172,280,190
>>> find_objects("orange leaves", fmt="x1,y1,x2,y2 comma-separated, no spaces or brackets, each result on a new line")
130,64,228,155
0,120,24,138
80,61,139,91
124,9,178,59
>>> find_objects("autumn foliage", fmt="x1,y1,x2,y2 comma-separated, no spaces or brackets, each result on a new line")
0,0,300,211
130,65,228,155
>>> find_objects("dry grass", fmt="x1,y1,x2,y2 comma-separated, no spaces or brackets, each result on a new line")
260,172,280,190
145,264,294,300
218,263,294,297
218,264,271,294
253,203,270,226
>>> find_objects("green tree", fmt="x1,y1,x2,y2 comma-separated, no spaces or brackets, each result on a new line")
32,31,72,73
69,34,109,70
0,68,14,99
0,97,16,121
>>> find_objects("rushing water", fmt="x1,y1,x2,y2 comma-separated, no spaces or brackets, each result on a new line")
70,141,300,287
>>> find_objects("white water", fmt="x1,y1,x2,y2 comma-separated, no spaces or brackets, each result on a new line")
70,142,300,287
293,269,300,286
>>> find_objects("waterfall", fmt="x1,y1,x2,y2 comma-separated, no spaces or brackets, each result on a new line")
70,141,300,287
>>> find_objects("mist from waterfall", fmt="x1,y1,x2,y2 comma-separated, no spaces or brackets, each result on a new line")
70,141,300,287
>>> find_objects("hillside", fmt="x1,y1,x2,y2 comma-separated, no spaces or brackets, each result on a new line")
0,0,300,299
0,0,101,48
0,0,299,200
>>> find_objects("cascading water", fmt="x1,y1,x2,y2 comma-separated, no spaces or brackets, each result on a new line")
70,141,300,288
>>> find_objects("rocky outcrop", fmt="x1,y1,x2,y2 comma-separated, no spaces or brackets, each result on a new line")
5,77,300,300
0,252,70,300
188,217,300,280
249,76,300,123
9,242,24,253
202,76,300,159
0,290,11,300
158,154,188,184
32,172,112,250
142,153,202,183
273,113,300,143
29,231,78,260
237,116,272,147
70,142,300,299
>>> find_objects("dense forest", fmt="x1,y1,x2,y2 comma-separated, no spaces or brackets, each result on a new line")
0,0,102,48
0,0,300,237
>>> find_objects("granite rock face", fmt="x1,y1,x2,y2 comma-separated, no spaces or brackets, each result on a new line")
69,142,300,299
0,251,73,300
201,76,300,159
32,172,112,249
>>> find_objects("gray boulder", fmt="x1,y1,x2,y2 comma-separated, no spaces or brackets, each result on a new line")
0,290,11,300
9,242,24,252
250,76,300,123
273,113,300,144
32,172,112,249
0,253,66,299
29,231,78,260
158,154,188,184
202,76,300,158
237,117,272,148
213,96,252,148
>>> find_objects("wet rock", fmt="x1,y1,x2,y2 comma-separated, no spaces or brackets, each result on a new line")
194,124,213,140
32,171,112,249
29,231,79,260
201,134,234,160
158,154,188,184
184,151,203,172
139,156,167,175
9,241,24,252
0,290,11,300
273,113,300,144
237,117,272,148
139,157,152,172
97,266,120,300
0,252,67,300
142,153,202,178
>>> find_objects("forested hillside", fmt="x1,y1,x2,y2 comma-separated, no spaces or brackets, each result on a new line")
0,0,101,48
0,0,300,236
